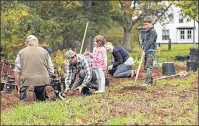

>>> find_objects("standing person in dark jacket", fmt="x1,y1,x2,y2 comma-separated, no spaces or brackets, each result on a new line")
104,42,135,78
141,16,157,85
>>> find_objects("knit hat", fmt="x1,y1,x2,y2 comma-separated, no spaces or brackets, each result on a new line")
143,16,154,23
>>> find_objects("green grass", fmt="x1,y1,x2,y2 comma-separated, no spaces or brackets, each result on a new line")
1,72,198,125
107,44,198,66
131,44,198,63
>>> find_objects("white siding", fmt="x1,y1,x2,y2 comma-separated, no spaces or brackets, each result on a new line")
153,6,198,44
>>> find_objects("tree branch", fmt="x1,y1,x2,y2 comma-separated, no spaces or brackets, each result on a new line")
129,12,144,31
153,3,172,25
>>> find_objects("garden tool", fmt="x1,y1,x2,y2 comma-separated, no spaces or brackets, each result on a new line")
135,53,144,81
80,22,89,54
154,71,188,81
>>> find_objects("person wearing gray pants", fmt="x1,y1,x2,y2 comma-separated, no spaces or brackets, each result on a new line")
70,69,98,90
104,42,135,78
64,49,98,94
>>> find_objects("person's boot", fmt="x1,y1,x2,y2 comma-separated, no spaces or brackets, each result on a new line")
131,70,137,78
26,84,36,102
45,86,56,101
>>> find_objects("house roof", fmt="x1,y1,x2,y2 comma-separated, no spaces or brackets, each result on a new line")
176,26,194,29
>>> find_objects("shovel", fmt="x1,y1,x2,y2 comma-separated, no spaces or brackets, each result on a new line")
154,71,188,81
135,53,144,81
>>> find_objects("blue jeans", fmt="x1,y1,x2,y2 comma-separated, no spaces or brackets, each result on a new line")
113,63,133,78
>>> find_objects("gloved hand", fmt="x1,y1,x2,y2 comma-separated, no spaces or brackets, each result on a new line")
76,84,85,93
64,88,70,94
108,65,113,70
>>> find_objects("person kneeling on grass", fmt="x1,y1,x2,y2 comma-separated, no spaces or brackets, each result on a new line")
64,49,98,94
104,42,136,78
13,35,56,102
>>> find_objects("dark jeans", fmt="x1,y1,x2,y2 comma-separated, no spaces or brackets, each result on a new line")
20,85,50,101
144,51,155,83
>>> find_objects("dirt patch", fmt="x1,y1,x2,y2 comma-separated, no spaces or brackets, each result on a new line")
1,65,195,115
121,86,147,91
1,90,19,113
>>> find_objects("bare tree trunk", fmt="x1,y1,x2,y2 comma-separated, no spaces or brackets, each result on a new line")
123,28,132,51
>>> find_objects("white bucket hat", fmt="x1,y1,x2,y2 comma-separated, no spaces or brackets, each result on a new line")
65,49,76,63
25,35,39,46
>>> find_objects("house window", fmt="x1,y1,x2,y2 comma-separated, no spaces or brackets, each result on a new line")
179,13,183,23
180,30,185,40
162,29,169,40
187,30,192,39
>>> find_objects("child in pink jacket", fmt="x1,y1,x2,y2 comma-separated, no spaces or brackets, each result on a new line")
84,35,107,93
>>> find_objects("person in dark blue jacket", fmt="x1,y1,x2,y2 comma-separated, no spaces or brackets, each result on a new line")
42,46,52,55
104,42,135,78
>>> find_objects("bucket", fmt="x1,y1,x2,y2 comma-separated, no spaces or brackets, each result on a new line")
189,55,199,62
5,83,16,94
105,78,110,87
175,55,189,61
81,86,92,96
162,62,176,76
0,83,5,91
190,48,199,54
186,60,198,72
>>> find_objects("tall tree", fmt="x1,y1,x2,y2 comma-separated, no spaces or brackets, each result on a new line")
172,1,198,22
111,1,172,51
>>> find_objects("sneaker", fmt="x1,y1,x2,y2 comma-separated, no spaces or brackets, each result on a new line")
45,86,56,101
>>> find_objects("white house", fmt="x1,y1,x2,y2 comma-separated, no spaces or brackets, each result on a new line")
139,6,198,44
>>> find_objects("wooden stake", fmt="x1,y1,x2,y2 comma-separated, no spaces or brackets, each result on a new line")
80,22,89,54
135,53,144,81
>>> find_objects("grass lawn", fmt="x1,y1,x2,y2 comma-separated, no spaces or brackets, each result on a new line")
1,44,198,125
131,44,197,63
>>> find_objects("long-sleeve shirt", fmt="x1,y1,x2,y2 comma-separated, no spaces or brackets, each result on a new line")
84,47,107,71
142,26,157,53
65,54,92,89
112,46,130,68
